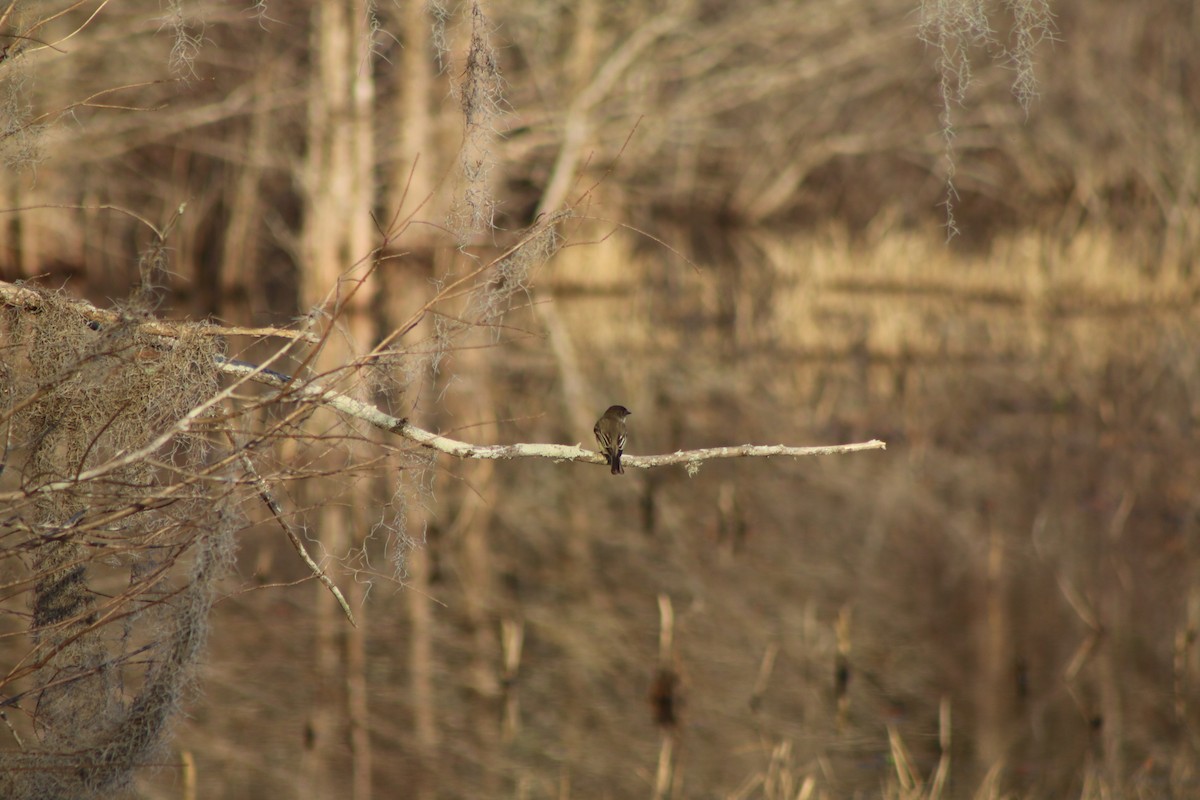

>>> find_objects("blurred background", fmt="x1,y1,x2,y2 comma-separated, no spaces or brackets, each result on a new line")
1,0,1199,798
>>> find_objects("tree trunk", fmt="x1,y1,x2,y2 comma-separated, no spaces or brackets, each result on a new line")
298,1,377,798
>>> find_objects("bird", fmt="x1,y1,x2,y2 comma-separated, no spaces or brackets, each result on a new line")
594,405,632,475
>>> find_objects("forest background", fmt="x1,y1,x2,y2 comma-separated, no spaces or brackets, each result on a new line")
0,1,1198,798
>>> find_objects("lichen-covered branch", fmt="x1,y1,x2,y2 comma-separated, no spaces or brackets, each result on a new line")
216,357,886,470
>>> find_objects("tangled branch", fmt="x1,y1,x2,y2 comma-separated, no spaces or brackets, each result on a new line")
0,281,886,476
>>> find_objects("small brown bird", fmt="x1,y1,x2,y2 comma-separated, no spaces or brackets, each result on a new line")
593,405,631,475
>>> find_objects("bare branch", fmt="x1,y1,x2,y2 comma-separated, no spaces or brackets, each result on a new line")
0,280,319,342
226,432,357,627
0,284,885,484
215,357,886,470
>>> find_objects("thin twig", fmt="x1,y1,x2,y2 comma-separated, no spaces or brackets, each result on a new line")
225,431,356,627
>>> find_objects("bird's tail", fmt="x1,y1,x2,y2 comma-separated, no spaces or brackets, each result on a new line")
611,453,623,475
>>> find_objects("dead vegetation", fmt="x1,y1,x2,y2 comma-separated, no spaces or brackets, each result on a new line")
0,1,1198,799
0,293,231,799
